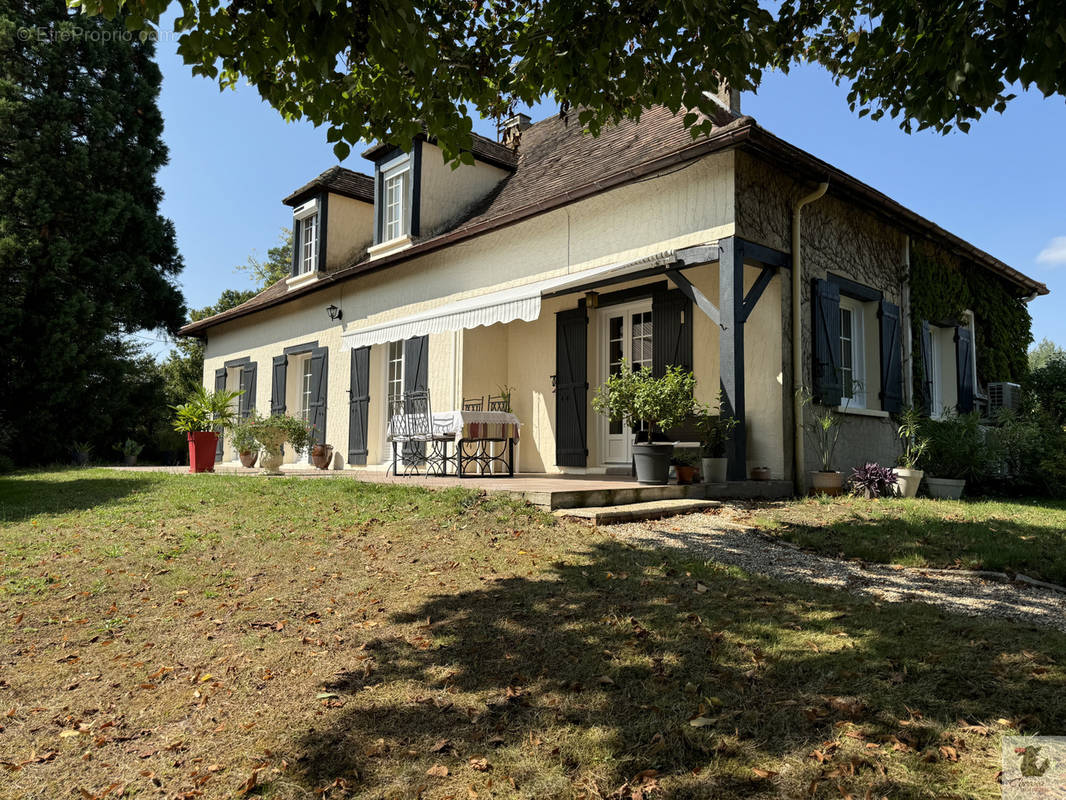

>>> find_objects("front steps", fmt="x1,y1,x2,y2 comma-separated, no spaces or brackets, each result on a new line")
555,498,721,525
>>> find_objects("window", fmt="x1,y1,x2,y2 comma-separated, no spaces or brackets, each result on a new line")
380,155,410,243
839,297,866,408
298,213,318,275
387,341,404,404
300,357,314,422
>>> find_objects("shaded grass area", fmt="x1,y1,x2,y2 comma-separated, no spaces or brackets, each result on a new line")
751,496,1066,585
0,470,1063,799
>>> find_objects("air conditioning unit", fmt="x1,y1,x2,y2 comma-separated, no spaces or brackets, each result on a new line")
988,382,1022,412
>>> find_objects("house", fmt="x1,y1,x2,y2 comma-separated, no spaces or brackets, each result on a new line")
180,95,1048,487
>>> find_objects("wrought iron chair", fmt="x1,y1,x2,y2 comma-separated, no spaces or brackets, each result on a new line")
402,390,454,475
462,396,485,411
386,394,411,476
487,394,509,412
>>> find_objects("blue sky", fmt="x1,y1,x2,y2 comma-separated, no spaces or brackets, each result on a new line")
150,31,1066,357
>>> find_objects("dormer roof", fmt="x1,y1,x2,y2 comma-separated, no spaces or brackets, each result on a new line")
362,132,517,172
283,166,374,207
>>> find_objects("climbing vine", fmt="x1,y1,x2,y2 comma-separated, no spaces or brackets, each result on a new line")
910,242,1032,387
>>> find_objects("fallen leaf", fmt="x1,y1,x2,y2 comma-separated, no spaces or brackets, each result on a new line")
427,764,449,777
688,716,716,727
469,757,490,772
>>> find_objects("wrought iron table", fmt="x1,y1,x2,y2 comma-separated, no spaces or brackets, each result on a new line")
388,410,520,477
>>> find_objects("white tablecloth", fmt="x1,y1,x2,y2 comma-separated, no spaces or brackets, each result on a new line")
388,410,521,444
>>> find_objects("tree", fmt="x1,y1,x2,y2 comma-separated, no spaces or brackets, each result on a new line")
72,0,1066,162
0,0,185,463
1029,338,1066,372
236,228,293,290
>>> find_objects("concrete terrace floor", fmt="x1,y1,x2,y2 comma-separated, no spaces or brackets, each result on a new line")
108,466,793,509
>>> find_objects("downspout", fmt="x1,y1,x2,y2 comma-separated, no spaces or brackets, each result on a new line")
901,235,914,407
792,181,829,496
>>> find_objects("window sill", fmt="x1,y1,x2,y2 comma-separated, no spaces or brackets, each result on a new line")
368,234,413,260
286,271,322,291
836,405,890,419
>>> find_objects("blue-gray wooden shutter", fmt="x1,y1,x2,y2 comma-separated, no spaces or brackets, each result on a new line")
308,347,329,446
402,336,429,462
347,346,371,465
555,307,588,467
214,367,227,461
919,320,935,414
652,288,692,377
291,219,301,277
955,325,975,413
878,300,903,414
270,356,287,415
239,362,257,418
811,278,842,406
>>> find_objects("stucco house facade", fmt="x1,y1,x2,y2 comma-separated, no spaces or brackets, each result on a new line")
181,100,1048,486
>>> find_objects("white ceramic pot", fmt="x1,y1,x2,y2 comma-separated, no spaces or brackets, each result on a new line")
702,457,728,484
894,467,923,498
926,476,965,500
810,471,843,496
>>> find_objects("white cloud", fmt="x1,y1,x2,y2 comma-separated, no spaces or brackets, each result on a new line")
1036,236,1066,267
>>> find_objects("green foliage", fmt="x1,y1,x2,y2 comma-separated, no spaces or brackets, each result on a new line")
918,412,995,481
1029,338,1066,372
248,414,314,457
592,361,695,435
236,227,293,290
229,411,262,454
0,2,185,464
798,387,848,472
1026,355,1066,425
910,245,1031,386
113,439,144,458
171,386,242,433
895,407,929,470
693,391,738,458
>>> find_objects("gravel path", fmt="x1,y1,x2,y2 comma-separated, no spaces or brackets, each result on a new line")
611,508,1066,633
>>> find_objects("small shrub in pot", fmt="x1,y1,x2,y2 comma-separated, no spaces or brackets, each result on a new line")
848,462,897,499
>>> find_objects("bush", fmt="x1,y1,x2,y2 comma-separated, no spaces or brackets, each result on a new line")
984,409,1066,498
918,412,997,482
1026,356,1066,424
848,462,897,498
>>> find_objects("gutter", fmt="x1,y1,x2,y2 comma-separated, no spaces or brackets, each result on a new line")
792,180,829,496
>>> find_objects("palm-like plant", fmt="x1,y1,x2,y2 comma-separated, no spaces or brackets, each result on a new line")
171,386,242,433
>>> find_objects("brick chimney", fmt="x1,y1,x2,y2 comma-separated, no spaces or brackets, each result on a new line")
713,81,741,116
499,113,532,147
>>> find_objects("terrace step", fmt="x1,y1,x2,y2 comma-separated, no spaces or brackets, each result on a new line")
555,498,721,525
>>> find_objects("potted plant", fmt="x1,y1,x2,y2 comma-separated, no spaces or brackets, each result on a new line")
672,449,700,484
230,412,261,468
592,361,696,485
919,412,990,499
72,441,93,466
848,462,897,499
694,392,738,483
798,388,847,496
113,439,144,466
248,414,314,475
171,385,242,473
310,433,334,470
894,407,928,498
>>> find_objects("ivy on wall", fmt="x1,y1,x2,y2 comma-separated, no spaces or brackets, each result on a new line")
910,242,1032,387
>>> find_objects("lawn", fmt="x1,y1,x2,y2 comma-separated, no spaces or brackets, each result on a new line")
749,496,1066,585
1,470,1064,800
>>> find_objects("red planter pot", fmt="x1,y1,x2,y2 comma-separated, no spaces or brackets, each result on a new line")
187,432,218,473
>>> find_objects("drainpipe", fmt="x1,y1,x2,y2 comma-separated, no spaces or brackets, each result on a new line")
792,181,829,496
901,235,914,407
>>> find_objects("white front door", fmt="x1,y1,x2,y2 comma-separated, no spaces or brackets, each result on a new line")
599,301,653,464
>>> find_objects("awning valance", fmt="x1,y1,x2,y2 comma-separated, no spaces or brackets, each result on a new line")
341,250,681,350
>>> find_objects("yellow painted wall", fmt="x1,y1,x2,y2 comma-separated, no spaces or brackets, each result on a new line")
418,142,510,238
325,193,373,271
742,264,786,478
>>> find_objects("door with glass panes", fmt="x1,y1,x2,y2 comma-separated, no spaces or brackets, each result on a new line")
599,301,653,464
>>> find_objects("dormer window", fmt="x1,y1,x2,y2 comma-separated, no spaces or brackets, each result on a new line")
381,154,410,243
293,199,320,275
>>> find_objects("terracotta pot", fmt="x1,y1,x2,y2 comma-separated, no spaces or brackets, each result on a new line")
810,470,843,496
702,457,728,483
675,465,697,485
926,477,965,500
187,432,218,474
894,467,923,498
239,451,259,468
751,466,772,481
311,443,334,470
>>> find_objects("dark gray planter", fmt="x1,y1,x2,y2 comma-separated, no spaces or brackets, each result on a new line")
633,443,674,485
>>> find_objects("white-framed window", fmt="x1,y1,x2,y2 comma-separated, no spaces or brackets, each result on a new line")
381,155,410,242
300,356,314,422
293,198,320,276
387,340,404,404
839,296,867,408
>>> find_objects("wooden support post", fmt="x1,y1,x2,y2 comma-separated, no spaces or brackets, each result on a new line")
718,237,747,480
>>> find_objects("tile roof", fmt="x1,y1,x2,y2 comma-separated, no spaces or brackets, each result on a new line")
282,166,374,207
181,106,1047,336
362,131,518,171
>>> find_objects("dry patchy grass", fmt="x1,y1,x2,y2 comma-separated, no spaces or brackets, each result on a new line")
748,496,1066,584
1,470,1064,800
